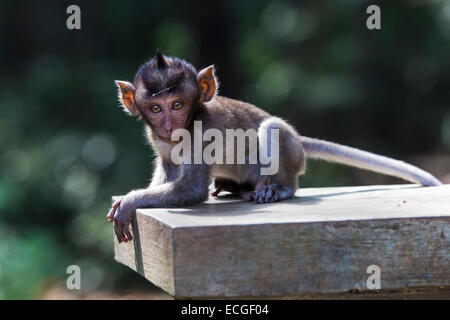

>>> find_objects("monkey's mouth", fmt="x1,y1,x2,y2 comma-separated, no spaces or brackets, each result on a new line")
159,130,173,139
157,132,177,143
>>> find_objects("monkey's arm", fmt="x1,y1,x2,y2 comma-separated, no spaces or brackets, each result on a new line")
107,158,177,227
108,163,210,243
149,157,180,187
301,136,442,186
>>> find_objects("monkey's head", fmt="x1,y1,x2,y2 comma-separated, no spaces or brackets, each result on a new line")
115,50,217,140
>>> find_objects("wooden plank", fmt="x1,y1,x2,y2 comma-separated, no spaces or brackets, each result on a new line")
113,212,175,295
113,184,450,298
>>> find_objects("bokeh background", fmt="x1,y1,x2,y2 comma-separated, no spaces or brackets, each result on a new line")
0,0,449,299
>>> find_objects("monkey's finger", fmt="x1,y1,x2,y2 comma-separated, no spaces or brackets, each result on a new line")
117,220,126,242
112,200,122,209
265,186,274,203
257,194,264,204
121,223,129,242
113,221,123,243
107,200,121,221
256,189,266,204
123,224,133,242
107,207,116,221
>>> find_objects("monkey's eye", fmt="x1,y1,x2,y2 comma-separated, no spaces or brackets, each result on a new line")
172,101,184,110
149,104,162,113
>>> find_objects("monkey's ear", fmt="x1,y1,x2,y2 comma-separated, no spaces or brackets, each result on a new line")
115,80,138,115
197,65,218,103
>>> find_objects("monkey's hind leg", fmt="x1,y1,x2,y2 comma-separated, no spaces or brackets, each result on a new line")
244,117,306,204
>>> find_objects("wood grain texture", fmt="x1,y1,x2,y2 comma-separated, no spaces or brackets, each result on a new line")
113,184,450,298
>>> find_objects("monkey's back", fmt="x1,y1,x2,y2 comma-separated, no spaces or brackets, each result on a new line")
198,96,271,132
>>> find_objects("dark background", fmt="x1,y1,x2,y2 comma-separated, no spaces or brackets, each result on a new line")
0,0,449,299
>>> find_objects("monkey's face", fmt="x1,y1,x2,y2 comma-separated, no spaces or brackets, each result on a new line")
115,51,218,141
139,93,191,140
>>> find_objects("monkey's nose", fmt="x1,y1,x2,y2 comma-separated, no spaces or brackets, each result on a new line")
165,127,174,138
164,123,173,134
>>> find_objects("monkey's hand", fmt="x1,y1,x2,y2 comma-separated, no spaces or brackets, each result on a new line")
106,193,136,243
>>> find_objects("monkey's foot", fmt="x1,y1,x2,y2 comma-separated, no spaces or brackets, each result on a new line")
243,184,283,204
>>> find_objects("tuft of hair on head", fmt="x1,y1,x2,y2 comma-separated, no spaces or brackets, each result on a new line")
134,51,199,99
155,49,169,69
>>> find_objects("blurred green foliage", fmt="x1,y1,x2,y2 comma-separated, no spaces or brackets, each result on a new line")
0,0,449,299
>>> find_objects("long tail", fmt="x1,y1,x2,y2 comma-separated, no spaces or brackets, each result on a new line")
301,136,442,186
